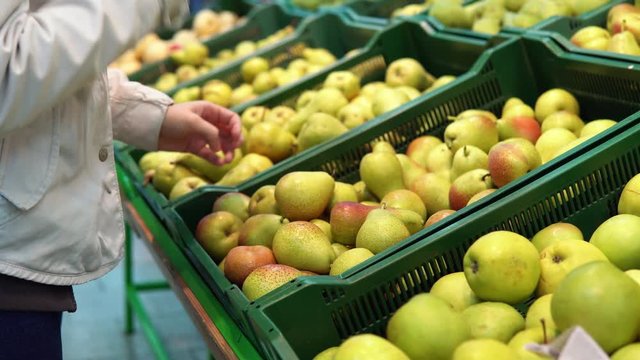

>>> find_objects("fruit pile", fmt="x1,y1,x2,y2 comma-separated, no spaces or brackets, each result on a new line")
168,47,338,106
571,3,640,56
429,0,612,35
109,9,244,75
149,26,296,93
191,86,620,303
312,172,640,359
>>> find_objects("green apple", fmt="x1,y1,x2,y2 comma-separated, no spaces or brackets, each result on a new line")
430,272,480,312
452,339,519,360
580,119,617,139
534,89,580,123
263,105,296,127
195,211,243,262
237,214,287,248
249,185,279,215
551,261,640,353
531,222,584,253
462,302,525,343
234,40,257,57
464,231,541,304
619,173,640,217
538,239,609,295
525,294,556,331
590,214,640,270
386,294,470,359
334,334,409,360
508,327,556,360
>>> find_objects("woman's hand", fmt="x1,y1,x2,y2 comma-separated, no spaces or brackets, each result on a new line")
158,101,243,166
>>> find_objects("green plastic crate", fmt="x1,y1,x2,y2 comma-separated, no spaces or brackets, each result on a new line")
165,35,640,359
129,3,300,85
422,0,626,42
529,0,639,63
276,0,355,17
117,19,492,222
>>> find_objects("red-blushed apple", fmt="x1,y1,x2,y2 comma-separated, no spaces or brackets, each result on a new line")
195,211,243,262
488,138,541,188
241,264,303,301
330,202,379,246
224,245,276,286
424,209,456,228
497,115,541,143
212,192,251,221
464,231,541,304
449,169,493,210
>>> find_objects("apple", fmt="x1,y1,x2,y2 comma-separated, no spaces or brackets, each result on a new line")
175,64,199,83
246,122,296,163
462,302,525,343
590,214,640,270
534,89,580,123
538,239,609,295
202,80,233,107
508,327,556,360
502,103,535,120
195,211,243,262
453,339,519,360
525,294,556,331
313,347,338,360
424,209,456,228
625,269,640,286
385,58,430,91
619,173,640,217
329,248,374,276
224,245,276,286
531,222,583,253
488,138,542,188
386,294,470,359
430,272,479,312
252,72,277,95
551,261,640,353
464,231,541,304
611,343,640,360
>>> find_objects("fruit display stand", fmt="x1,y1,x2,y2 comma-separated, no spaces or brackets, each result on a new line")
128,3,300,85
421,0,628,42
528,0,639,63
116,165,263,360
162,34,640,359
116,19,492,223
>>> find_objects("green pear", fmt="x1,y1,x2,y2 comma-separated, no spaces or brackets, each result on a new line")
580,119,617,139
445,114,499,154
168,176,208,200
535,128,578,163
331,243,349,258
608,30,640,56
356,209,410,254
152,162,197,196
430,0,473,29
386,207,424,235
229,84,257,107
449,169,493,210
212,192,251,221
385,58,432,90
430,272,480,312
241,106,269,131
372,141,395,154
310,219,332,242
138,151,183,173
176,149,242,182
525,294,556,331
275,171,335,221
386,294,470,359
382,189,427,221
359,151,405,199
360,81,388,100
323,71,361,100
463,302,525,343
247,122,297,163
371,88,411,117
570,26,611,51
154,73,179,93
395,86,421,101
272,221,335,274
353,181,377,202
334,334,409,360
396,154,427,187
425,143,453,175
425,75,456,93
249,185,280,215
612,343,640,360
473,17,501,35
264,106,296,127
238,214,288,248
297,113,348,152
241,56,269,83
619,173,640,216
410,172,451,217
508,327,557,360
329,248,374,276
450,145,489,182
302,48,336,66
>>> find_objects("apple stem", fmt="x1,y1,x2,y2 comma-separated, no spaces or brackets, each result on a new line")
541,318,548,344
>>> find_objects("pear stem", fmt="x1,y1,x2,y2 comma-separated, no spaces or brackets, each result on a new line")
481,173,491,182
463,146,469,157
380,202,387,210
541,318,548,344
447,115,457,121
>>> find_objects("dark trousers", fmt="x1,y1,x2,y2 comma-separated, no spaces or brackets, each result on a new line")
0,311,63,360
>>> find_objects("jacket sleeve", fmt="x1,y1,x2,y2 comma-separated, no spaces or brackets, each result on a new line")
0,0,188,136
108,69,173,151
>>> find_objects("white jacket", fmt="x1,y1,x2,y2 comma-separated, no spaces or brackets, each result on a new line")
0,0,188,285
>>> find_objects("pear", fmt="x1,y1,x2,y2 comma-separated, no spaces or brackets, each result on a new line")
151,162,197,196
214,163,260,187
287,88,349,135
311,219,333,242
406,135,443,168
330,202,379,246
297,113,348,152
382,189,427,221
323,71,361,100
168,176,208,200
396,154,427,188
302,48,336,66
329,248,374,276
247,122,297,163
264,106,296,127
449,169,494,210
607,30,640,56
138,151,183,173
425,75,456,93
371,88,411,117
275,171,335,221
272,221,335,274
328,182,359,212
238,214,288,248
249,185,279,215
353,181,377,203
296,90,317,110
372,141,396,154
242,264,302,301
430,0,473,28
425,143,453,176
212,192,251,221
241,106,270,130
176,149,242,182
386,207,425,235
445,114,499,154
385,58,432,90
356,209,411,254
450,145,489,182
410,173,451,217
359,151,405,199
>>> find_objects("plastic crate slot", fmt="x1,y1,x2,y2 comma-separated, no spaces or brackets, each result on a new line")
365,292,384,323
480,60,494,75
332,309,350,339
564,70,640,105
568,18,581,31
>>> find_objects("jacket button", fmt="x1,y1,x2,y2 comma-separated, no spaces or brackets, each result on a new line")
99,147,109,162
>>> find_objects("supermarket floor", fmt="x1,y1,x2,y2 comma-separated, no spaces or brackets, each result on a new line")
61,234,208,360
